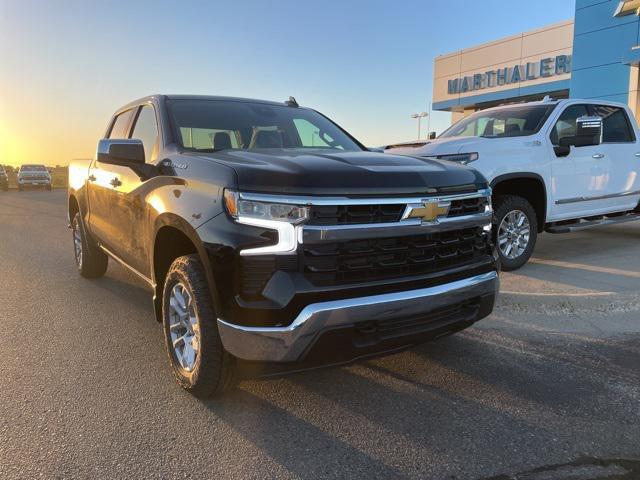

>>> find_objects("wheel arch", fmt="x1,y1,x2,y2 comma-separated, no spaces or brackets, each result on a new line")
490,173,547,233
68,194,80,224
151,213,221,323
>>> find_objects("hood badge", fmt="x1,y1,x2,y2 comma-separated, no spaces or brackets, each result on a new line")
162,159,187,170
403,200,451,223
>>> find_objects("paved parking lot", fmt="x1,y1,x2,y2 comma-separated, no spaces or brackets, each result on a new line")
1,190,639,480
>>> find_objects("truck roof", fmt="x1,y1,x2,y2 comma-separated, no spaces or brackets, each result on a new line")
118,94,297,112
480,97,627,114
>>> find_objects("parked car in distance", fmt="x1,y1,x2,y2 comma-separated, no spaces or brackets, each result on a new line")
384,98,640,270
68,94,499,397
18,164,52,191
0,165,8,191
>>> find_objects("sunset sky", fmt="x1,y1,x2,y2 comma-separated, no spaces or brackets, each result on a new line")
0,0,575,167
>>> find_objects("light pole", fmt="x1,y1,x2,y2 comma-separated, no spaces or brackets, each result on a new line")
410,112,429,140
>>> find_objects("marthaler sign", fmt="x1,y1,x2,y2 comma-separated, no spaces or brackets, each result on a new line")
447,54,572,95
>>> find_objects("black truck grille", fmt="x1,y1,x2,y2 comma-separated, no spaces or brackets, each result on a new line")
448,197,489,218
22,175,49,181
302,227,490,286
307,197,487,225
308,204,405,225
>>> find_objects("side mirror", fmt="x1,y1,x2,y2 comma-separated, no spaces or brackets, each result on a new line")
576,116,602,144
428,132,437,140
554,116,603,158
97,139,145,167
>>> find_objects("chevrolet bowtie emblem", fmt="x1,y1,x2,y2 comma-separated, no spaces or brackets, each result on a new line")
405,201,451,223
614,0,640,17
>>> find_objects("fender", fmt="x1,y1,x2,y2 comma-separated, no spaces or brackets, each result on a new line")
151,212,223,322
490,172,548,227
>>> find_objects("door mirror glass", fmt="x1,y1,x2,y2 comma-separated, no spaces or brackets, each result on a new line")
428,131,437,140
97,139,145,167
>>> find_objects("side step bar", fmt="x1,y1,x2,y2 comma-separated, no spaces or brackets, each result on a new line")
545,212,640,234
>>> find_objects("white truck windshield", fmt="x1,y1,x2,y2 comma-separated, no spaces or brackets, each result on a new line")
440,105,556,139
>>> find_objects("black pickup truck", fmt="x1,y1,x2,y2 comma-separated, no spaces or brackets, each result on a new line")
68,95,499,397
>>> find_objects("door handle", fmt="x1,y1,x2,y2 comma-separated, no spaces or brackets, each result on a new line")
635,152,640,158
109,177,122,188
88,175,96,182
592,153,605,159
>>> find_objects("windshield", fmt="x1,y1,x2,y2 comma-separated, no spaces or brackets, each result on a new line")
440,105,556,139
20,165,47,172
168,99,363,153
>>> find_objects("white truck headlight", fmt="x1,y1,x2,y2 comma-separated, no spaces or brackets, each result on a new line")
435,152,479,165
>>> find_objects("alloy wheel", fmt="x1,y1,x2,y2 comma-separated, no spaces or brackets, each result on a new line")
72,218,83,269
498,209,531,260
168,283,200,372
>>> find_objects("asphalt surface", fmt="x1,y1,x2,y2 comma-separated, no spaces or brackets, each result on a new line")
1,190,639,480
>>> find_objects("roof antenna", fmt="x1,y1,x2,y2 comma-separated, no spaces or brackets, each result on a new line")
285,96,299,107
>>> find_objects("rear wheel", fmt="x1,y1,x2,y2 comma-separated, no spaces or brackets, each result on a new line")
492,195,538,271
72,212,108,278
162,254,236,398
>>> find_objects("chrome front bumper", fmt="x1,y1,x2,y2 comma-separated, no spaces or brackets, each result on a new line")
217,271,499,362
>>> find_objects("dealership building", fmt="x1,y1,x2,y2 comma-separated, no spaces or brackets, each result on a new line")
433,0,640,123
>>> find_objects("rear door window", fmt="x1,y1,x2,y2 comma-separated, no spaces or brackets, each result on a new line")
589,105,635,143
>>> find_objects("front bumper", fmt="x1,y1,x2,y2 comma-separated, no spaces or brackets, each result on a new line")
218,270,498,363
18,178,51,185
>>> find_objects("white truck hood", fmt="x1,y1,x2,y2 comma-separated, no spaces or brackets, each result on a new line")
387,136,497,157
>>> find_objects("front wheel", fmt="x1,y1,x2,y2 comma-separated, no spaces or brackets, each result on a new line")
493,195,538,271
162,254,236,398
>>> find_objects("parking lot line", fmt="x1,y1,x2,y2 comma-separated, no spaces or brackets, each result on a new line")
500,290,616,297
528,258,640,279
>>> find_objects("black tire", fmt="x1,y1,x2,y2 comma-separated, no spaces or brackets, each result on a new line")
162,254,236,398
492,195,538,271
72,212,108,278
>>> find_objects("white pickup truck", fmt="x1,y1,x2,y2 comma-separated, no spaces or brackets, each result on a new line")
385,98,640,270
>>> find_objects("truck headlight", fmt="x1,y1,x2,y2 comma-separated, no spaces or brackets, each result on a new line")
224,190,308,223
224,190,308,256
435,152,479,165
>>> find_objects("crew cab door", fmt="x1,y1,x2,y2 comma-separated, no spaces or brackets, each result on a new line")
551,103,640,219
88,104,160,278
549,104,602,219
114,104,161,276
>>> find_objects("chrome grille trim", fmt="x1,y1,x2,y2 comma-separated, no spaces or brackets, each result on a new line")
238,188,491,206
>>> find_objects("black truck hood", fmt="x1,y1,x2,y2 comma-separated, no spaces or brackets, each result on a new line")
193,149,486,196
